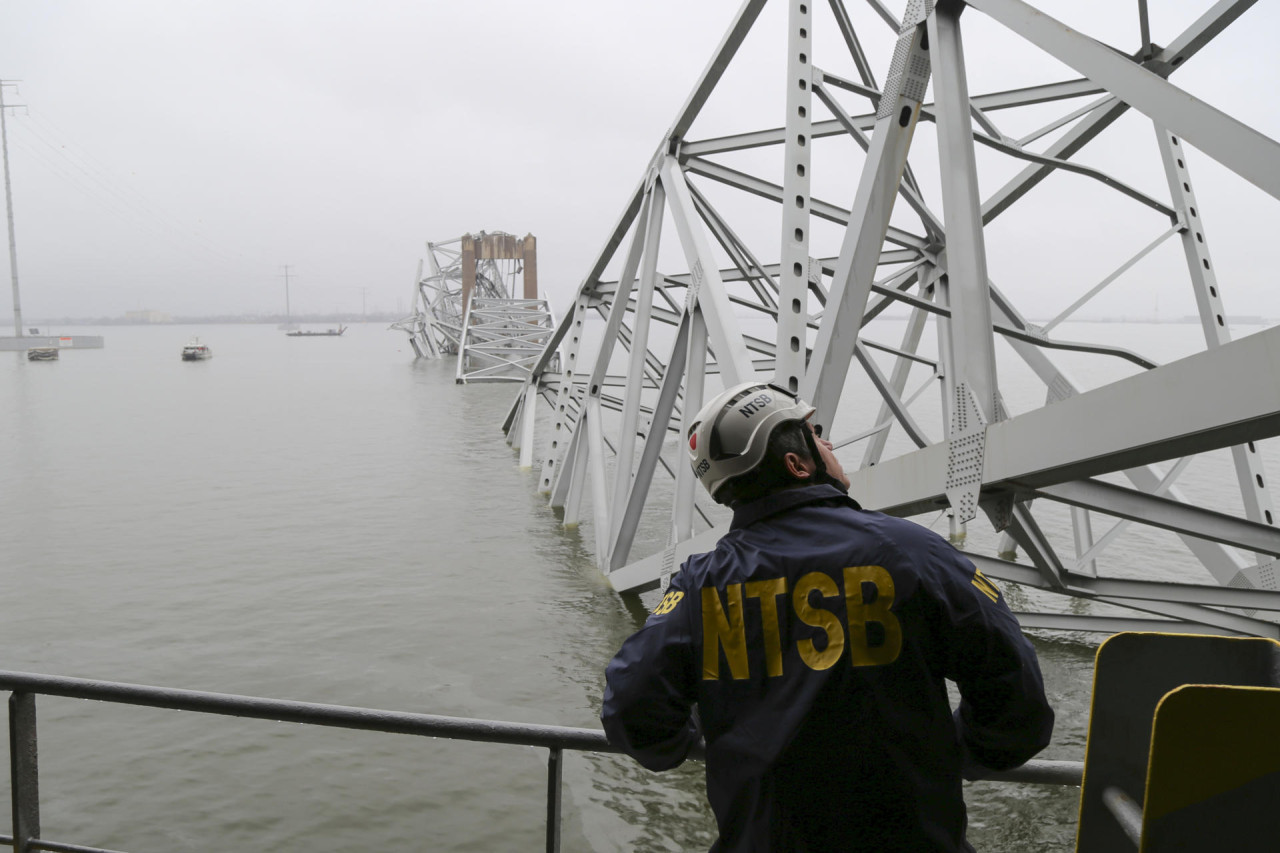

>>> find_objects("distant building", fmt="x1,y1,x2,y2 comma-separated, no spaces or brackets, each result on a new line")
124,310,173,324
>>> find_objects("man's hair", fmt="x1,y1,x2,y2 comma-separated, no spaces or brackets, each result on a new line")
716,420,813,506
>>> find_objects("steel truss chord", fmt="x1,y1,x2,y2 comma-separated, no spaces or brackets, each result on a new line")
968,551,1280,639
1152,122,1277,565
660,155,754,386
777,0,816,394
681,77,1108,158
804,3,935,427
1028,478,1280,562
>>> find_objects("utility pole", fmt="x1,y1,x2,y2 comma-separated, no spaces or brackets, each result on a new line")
280,265,294,328
354,286,369,320
1,80,25,337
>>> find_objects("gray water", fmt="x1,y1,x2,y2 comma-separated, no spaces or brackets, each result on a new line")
0,321,1261,851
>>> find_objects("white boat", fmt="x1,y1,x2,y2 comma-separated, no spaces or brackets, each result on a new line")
181,338,212,361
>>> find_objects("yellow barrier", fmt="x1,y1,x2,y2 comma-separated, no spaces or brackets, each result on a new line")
1141,684,1280,851
1074,632,1280,852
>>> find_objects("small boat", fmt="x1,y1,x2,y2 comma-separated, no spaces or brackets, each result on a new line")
181,338,213,361
27,347,58,361
287,325,347,337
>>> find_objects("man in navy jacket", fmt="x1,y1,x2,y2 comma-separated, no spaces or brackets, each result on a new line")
602,382,1054,852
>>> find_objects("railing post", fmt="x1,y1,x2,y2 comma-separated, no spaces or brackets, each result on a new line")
545,747,562,853
1101,785,1142,847
9,692,40,853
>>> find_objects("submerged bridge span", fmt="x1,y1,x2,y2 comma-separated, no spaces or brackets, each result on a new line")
504,0,1280,638
394,231,556,383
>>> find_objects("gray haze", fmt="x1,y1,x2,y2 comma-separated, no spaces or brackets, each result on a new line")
1,0,1278,322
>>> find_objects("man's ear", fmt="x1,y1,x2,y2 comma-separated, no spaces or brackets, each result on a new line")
783,451,812,480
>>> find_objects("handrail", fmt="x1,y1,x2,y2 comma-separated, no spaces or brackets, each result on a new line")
1101,786,1144,847
0,670,612,752
0,670,1082,853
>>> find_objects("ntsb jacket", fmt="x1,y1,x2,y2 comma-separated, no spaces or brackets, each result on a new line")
601,484,1054,852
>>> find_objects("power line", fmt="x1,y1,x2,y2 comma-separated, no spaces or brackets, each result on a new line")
12,117,249,272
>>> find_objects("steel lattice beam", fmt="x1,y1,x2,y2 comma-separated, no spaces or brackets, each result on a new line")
502,0,1280,638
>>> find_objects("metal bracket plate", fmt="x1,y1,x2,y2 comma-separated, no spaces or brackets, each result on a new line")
946,382,987,523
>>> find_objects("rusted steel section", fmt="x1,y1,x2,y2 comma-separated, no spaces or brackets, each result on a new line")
461,236,478,317
522,234,538,299
461,232,538,311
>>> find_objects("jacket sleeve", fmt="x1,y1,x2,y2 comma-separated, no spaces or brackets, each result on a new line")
600,573,700,771
921,533,1055,775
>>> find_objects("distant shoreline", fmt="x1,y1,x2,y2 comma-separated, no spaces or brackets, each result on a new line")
1,313,403,327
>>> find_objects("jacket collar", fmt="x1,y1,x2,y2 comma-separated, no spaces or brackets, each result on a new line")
729,483,862,530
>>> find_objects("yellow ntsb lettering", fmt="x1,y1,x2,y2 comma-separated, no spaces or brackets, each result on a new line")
702,585,750,680
746,577,787,677
793,572,845,671
843,565,902,666
699,566,902,680
652,590,685,615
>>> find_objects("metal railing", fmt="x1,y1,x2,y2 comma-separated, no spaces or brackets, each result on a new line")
0,670,1083,853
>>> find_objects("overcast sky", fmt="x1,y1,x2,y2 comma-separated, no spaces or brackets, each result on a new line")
1,0,1278,322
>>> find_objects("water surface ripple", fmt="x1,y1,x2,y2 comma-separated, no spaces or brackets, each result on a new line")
3,322,1223,851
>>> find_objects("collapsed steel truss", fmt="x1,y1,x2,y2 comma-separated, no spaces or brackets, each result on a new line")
393,232,556,382
504,0,1280,637
456,295,558,384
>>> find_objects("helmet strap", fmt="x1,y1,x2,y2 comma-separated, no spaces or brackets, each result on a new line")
802,428,849,494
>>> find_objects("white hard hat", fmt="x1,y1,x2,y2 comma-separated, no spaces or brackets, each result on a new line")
686,382,816,501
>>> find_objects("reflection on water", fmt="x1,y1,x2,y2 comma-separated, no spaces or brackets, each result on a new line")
0,323,1194,851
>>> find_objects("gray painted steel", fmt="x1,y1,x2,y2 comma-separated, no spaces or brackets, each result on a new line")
502,1,1280,637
